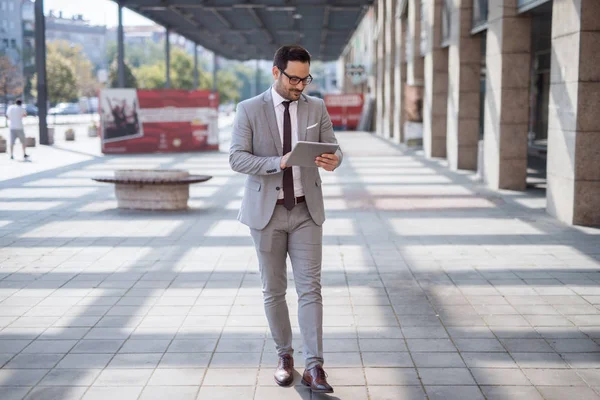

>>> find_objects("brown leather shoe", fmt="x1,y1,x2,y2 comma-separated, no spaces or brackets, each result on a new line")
274,354,294,386
301,365,334,393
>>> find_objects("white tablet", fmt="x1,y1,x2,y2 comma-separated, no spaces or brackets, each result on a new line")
286,141,340,167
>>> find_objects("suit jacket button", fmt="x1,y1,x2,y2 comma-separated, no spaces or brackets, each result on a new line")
276,187,280,191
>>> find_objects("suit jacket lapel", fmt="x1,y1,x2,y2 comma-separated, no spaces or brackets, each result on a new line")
297,95,309,142
262,90,283,156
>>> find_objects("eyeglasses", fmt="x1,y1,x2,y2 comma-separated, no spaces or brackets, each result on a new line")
279,68,313,85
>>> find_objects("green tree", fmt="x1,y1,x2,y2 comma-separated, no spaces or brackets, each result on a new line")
106,39,165,69
49,41,100,97
135,48,211,91
213,70,242,104
170,48,194,89
135,63,165,89
31,51,78,104
0,54,24,126
108,59,138,88
0,54,23,104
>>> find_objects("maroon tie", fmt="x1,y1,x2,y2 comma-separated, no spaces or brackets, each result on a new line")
282,101,295,210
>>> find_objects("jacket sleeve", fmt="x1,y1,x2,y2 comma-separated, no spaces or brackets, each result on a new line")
319,99,343,168
229,103,283,176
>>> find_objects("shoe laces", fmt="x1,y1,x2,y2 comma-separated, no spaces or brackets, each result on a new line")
281,355,292,369
316,366,328,380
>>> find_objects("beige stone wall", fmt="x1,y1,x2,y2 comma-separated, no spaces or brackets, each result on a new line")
483,0,531,190
407,0,424,86
423,0,449,159
384,0,397,139
393,13,407,144
547,0,600,226
376,0,386,137
446,0,481,171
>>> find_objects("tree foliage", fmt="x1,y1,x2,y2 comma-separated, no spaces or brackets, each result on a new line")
48,41,100,97
0,54,24,100
31,50,78,105
106,39,165,69
108,59,138,88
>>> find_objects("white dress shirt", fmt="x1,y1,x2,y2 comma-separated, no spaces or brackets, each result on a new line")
271,86,304,199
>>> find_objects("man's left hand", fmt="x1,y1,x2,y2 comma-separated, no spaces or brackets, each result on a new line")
315,153,339,171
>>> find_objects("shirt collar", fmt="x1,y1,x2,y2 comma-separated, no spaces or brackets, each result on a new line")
271,85,297,108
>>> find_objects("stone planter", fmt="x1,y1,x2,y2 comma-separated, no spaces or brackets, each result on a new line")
65,129,75,141
92,169,212,211
25,137,36,147
88,126,98,137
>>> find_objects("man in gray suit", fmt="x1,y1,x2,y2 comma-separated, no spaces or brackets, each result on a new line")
229,45,342,394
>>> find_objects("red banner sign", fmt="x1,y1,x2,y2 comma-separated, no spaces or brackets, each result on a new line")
324,93,364,130
100,89,219,154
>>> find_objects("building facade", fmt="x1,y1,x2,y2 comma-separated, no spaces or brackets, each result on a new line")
46,10,108,70
0,0,24,66
343,0,599,227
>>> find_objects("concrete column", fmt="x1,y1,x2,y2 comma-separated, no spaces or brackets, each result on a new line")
383,0,396,138
423,0,448,159
393,13,406,143
375,0,386,136
404,0,424,146
547,0,600,226
34,0,48,145
212,53,218,92
446,0,481,170
117,2,125,88
407,0,424,86
483,0,531,190
193,44,199,89
165,27,171,89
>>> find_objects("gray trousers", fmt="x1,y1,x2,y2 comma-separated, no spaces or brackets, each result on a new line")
250,201,323,369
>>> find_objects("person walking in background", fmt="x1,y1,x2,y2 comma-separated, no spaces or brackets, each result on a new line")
229,45,342,394
6,100,29,160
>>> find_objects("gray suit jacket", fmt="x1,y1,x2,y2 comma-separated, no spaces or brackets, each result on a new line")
229,88,343,230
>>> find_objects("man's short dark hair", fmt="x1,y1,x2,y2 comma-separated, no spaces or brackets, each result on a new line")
16,100,22,106
273,45,311,72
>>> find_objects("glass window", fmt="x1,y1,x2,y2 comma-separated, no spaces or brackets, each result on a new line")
8,1,13,11
420,0,428,56
441,0,451,47
1,2,6,11
472,0,488,32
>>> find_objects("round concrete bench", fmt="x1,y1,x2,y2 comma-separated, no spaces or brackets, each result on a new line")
92,169,212,210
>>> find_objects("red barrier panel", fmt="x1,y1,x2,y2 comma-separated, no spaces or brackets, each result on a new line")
100,89,219,154
324,93,363,130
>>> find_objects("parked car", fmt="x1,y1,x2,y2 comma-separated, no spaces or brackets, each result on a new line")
49,103,80,115
24,104,38,116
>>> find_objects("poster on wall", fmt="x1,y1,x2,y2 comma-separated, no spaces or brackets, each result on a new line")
324,94,364,130
99,89,219,154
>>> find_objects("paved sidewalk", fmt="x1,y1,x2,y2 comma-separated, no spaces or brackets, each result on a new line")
0,131,599,400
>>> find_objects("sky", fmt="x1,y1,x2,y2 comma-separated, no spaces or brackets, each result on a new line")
45,0,155,27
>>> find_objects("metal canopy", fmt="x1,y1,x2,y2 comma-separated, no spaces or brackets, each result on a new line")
119,0,374,61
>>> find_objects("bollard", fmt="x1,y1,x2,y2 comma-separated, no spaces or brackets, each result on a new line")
65,128,75,141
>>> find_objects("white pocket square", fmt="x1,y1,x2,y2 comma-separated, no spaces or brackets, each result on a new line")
307,123,318,130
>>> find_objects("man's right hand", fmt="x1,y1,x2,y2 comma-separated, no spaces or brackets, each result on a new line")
280,152,291,170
